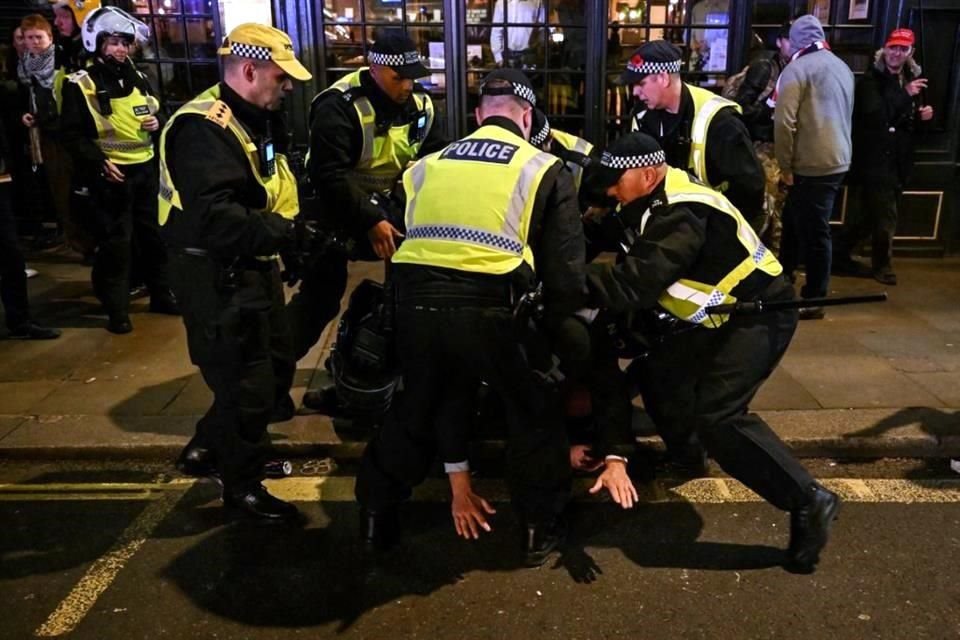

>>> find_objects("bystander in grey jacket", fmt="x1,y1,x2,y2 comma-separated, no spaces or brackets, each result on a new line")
774,15,854,177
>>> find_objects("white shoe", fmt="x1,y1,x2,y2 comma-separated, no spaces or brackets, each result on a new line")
24,268,39,279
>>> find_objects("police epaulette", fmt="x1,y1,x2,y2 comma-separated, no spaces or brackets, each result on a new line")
67,69,89,83
205,100,232,128
340,86,365,103
412,81,427,94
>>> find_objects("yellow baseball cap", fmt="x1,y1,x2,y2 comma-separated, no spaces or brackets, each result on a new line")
217,23,312,82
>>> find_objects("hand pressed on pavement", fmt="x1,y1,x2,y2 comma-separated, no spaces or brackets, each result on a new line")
449,471,497,540
589,459,638,509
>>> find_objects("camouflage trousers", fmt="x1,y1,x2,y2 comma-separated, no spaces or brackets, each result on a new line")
755,141,786,256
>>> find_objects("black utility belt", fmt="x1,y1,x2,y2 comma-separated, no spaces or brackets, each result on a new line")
171,248,276,272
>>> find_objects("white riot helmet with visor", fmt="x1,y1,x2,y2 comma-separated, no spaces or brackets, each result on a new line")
80,6,150,54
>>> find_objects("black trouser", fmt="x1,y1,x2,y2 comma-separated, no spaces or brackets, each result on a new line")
90,160,169,317
169,254,295,491
620,281,812,511
355,293,571,526
0,184,30,331
836,184,899,272
285,249,349,361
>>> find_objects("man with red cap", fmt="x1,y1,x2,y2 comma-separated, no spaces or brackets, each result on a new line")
834,28,934,286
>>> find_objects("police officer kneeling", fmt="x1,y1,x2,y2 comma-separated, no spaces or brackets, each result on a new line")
159,25,311,521
582,133,840,571
355,70,586,566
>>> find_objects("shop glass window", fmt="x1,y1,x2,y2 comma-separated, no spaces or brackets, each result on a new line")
463,0,587,136
115,0,221,112
316,2,448,128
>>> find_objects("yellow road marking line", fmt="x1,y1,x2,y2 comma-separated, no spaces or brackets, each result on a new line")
33,488,185,637
3,478,959,504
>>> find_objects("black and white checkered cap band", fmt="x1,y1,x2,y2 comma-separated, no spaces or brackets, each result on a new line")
626,59,681,75
229,42,272,61
600,149,666,169
369,50,422,67
530,121,550,146
481,82,537,107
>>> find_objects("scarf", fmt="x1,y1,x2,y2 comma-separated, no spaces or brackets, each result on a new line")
18,45,56,90
766,40,830,109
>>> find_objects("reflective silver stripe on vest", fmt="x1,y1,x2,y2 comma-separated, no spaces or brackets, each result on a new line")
354,97,376,166
503,151,557,238
406,224,523,255
404,159,429,226
665,282,727,324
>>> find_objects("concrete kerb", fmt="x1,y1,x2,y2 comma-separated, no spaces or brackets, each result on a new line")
0,408,958,461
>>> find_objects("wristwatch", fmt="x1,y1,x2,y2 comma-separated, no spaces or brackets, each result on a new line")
604,454,629,465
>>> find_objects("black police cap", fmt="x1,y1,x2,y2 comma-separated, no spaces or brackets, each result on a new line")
619,40,683,85
530,109,551,147
586,132,666,192
480,68,537,107
369,30,429,79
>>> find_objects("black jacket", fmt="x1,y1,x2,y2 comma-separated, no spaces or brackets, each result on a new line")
394,117,586,322
60,57,164,176
160,82,293,262
733,50,785,143
848,52,922,188
586,175,779,313
628,84,765,225
306,69,449,236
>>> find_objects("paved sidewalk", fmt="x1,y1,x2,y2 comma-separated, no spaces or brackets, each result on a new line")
1,253,959,459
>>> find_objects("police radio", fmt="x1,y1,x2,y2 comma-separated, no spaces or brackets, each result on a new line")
258,137,276,178
408,109,428,144
96,89,113,116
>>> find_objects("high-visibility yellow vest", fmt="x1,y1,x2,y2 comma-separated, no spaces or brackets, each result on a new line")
393,125,559,275
655,168,781,328
632,84,741,191
550,128,593,192
68,69,158,165
157,84,299,227
306,68,435,194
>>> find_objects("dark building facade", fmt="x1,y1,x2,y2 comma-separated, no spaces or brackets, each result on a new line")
1,0,958,254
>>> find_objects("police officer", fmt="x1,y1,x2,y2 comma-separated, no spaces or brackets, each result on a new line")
582,133,840,571
159,24,311,521
355,69,586,567
60,7,176,334
621,41,766,233
529,109,595,194
289,31,449,412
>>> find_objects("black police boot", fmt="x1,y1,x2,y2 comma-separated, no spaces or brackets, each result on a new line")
149,292,180,315
7,322,61,340
787,482,841,571
269,394,296,423
360,507,401,551
175,443,218,480
106,314,133,335
302,386,341,415
523,518,567,568
223,484,299,521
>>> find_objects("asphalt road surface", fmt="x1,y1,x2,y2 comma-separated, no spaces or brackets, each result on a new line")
2,459,959,639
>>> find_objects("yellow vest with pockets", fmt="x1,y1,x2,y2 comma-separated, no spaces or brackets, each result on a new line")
157,84,299,228
306,68,435,194
550,128,593,192
655,168,781,328
68,69,158,165
632,85,742,192
393,125,559,275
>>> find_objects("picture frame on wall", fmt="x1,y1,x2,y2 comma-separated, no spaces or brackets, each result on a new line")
848,0,870,20
807,0,831,22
